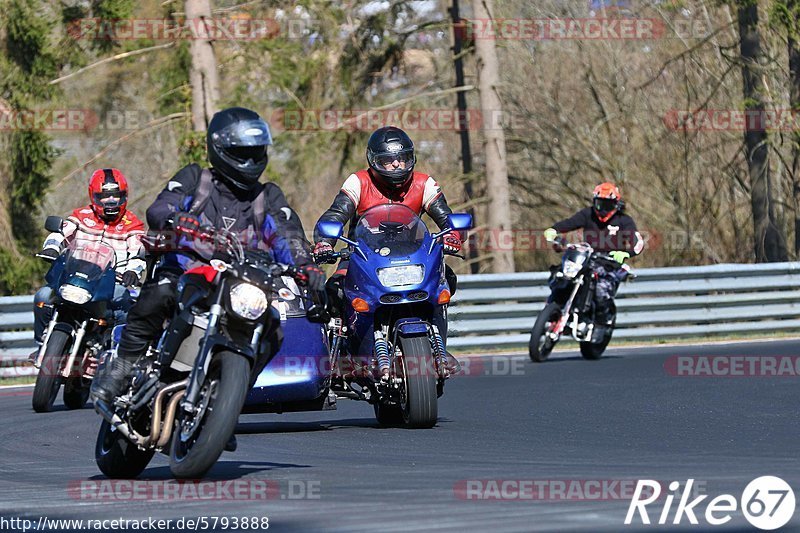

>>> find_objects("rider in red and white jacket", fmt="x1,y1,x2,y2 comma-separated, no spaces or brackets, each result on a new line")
33,169,145,345
313,126,462,266
312,127,462,365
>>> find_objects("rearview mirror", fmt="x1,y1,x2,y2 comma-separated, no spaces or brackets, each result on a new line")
45,216,64,234
316,220,344,240
447,213,473,231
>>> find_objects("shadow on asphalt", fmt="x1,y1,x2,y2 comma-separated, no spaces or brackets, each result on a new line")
235,418,386,435
534,354,623,363
84,460,312,481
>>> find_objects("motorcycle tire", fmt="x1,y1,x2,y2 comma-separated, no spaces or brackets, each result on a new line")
32,330,70,413
398,335,437,429
169,351,250,479
528,302,561,363
95,419,155,478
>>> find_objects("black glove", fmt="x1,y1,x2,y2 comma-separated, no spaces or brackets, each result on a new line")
298,264,330,324
298,264,327,294
120,270,140,288
36,248,59,262
312,242,335,264
173,212,201,236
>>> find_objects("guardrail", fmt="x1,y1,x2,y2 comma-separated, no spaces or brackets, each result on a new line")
3,262,800,376
448,262,800,348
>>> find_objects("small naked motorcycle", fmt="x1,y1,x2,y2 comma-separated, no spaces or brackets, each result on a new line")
94,224,326,479
528,240,632,362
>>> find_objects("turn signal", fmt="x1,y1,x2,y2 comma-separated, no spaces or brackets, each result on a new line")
351,298,370,313
36,302,46,308
438,289,451,305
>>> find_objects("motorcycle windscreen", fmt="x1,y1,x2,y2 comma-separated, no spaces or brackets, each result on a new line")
353,204,429,256
63,239,116,282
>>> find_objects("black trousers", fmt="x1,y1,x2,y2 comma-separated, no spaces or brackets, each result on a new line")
117,269,281,373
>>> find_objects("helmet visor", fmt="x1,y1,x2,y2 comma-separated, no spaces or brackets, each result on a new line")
93,190,127,209
211,118,273,148
227,145,267,163
594,197,617,214
373,149,414,169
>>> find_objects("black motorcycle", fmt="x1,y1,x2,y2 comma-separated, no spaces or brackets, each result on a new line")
94,224,326,479
32,216,129,412
528,241,631,362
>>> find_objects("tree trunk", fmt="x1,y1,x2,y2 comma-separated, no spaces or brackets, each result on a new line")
471,0,515,272
185,0,220,131
450,0,479,273
788,1,800,255
737,1,787,262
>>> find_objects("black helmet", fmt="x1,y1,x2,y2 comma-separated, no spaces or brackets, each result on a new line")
207,107,273,191
366,126,416,189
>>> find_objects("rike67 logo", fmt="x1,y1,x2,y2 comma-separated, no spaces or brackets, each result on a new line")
625,477,795,530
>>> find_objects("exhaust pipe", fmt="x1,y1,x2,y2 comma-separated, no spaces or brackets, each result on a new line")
143,379,188,447
156,389,186,448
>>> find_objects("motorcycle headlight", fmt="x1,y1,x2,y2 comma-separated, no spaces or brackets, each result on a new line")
59,284,92,304
229,283,268,320
562,259,584,279
377,265,424,287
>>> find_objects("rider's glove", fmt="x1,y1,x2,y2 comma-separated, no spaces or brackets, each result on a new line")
609,250,631,264
173,212,201,237
120,270,140,288
543,228,558,243
313,242,335,264
298,264,327,294
36,248,59,262
443,233,462,255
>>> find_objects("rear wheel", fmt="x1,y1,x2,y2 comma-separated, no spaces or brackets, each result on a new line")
528,303,561,363
95,419,155,478
398,336,437,429
32,330,70,412
169,352,250,479
580,317,615,360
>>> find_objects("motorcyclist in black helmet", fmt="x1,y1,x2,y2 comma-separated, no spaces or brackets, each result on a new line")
91,108,326,450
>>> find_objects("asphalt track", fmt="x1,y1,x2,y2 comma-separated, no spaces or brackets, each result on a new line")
0,339,799,532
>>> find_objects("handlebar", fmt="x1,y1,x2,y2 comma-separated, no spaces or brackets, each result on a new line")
313,249,351,265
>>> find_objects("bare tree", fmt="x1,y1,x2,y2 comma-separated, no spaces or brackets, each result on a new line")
185,0,220,131
471,0,515,272
737,0,787,261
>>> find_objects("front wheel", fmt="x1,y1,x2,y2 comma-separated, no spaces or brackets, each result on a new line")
95,419,155,478
32,330,70,412
399,336,437,429
169,351,250,479
528,303,561,363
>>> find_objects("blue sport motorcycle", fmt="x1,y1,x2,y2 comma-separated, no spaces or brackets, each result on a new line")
316,204,472,428
32,216,123,412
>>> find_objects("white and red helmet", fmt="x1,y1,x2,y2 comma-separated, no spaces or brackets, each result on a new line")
88,168,128,222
